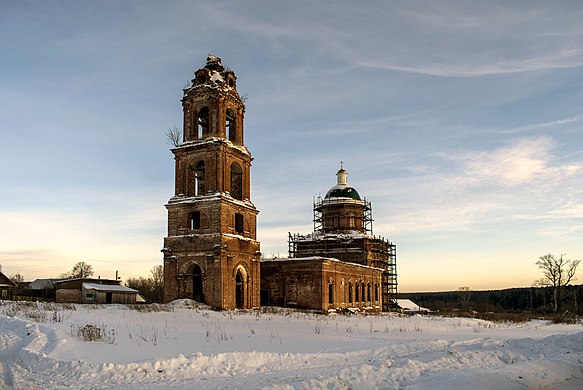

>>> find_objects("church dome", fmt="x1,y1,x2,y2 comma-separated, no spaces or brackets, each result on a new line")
324,165,361,200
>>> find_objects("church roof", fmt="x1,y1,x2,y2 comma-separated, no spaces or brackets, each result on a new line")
324,166,361,200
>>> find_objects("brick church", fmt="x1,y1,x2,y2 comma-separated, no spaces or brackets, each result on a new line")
163,56,397,312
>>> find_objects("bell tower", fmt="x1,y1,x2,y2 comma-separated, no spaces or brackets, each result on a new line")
163,56,260,309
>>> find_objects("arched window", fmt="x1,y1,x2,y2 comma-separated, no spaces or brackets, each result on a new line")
197,107,209,138
333,215,339,228
230,162,243,200
348,283,353,303
328,283,334,304
226,108,237,142
362,283,366,303
190,211,201,230
367,283,371,302
355,282,359,303
348,214,355,228
235,213,244,234
194,161,205,195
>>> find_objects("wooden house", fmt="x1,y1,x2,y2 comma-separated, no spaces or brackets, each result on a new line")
0,270,18,300
54,278,139,304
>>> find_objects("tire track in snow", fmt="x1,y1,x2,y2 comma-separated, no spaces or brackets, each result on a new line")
0,330,20,390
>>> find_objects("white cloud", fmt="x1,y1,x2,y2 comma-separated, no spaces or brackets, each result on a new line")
438,136,582,187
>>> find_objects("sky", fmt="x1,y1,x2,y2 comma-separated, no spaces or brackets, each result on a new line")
1,1,582,292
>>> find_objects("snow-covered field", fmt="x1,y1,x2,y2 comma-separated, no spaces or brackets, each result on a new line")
0,300,581,389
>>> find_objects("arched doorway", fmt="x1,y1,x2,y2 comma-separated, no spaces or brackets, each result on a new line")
235,270,244,309
192,264,203,303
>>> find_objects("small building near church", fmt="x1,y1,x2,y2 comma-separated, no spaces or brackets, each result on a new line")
0,270,18,300
54,278,139,304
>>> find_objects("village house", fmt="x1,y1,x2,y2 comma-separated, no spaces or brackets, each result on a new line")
0,268,18,300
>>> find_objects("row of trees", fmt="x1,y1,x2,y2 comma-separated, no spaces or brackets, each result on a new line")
402,253,580,314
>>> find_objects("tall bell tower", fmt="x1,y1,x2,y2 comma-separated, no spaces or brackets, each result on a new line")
163,56,260,309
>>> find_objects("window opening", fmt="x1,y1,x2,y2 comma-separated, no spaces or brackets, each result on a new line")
230,162,243,200
226,108,237,142
375,283,379,301
328,283,334,304
194,161,205,195
348,283,353,303
235,213,244,234
190,211,201,230
367,284,371,302
197,107,209,138
355,282,359,303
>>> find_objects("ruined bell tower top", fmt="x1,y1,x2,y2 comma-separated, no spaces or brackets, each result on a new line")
181,55,245,145
184,55,238,92
204,55,224,71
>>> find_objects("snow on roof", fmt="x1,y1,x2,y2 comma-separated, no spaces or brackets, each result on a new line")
294,230,372,241
82,283,138,293
27,278,65,290
172,137,251,157
262,256,384,271
397,299,431,313
167,191,256,210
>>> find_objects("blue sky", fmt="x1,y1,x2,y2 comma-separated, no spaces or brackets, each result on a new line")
1,1,582,292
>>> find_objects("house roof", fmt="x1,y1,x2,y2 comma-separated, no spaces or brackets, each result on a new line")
27,278,64,290
82,283,138,293
54,278,120,285
396,299,431,313
0,271,18,287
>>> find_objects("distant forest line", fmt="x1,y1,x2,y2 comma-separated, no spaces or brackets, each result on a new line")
399,284,583,315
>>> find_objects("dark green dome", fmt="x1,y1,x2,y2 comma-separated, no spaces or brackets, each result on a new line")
325,186,361,200
324,166,362,200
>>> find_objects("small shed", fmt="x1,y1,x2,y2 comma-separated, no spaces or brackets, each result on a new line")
55,278,139,304
396,299,431,314
0,270,18,300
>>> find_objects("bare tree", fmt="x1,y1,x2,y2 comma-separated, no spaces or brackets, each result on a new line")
126,265,164,303
10,272,24,284
457,286,471,310
165,125,182,147
62,261,94,279
535,254,580,312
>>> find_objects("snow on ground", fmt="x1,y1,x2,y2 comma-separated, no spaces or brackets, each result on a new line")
0,300,581,389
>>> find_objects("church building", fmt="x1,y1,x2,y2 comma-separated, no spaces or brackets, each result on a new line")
262,166,397,313
163,56,397,312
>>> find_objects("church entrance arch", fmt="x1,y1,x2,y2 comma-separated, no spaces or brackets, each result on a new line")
190,264,203,303
236,270,244,309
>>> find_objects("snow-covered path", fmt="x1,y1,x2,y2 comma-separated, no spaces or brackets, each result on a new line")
0,301,581,389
